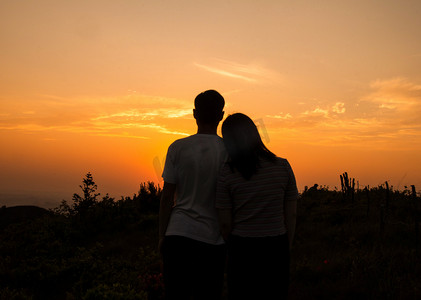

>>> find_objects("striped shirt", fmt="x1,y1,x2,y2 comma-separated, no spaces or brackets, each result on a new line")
216,157,298,237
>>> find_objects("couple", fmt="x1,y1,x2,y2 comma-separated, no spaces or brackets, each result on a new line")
159,90,298,300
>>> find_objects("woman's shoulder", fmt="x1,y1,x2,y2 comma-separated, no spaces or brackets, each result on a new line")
275,156,288,163
261,156,293,172
260,155,288,165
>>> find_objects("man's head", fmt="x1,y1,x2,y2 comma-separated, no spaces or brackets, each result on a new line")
193,90,225,125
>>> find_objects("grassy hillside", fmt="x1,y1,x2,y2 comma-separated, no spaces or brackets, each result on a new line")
290,184,420,299
0,175,420,299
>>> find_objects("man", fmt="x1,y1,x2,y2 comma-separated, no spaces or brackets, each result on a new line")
159,90,227,300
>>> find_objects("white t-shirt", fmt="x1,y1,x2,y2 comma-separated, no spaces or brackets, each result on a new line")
162,134,227,245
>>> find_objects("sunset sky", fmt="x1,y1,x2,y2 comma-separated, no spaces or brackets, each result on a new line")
1,0,421,207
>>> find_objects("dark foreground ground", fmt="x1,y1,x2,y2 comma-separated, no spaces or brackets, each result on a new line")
1,181,420,299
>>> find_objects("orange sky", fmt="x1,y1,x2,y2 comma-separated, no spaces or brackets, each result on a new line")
1,0,421,207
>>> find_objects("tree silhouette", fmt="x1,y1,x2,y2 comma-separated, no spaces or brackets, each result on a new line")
72,172,100,214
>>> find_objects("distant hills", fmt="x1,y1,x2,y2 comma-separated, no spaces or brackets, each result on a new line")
0,205,51,229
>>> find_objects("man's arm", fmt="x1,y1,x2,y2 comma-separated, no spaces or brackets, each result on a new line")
217,208,232,241
159,182,176,251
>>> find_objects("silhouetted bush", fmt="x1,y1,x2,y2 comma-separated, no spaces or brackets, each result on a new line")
0,174,162,300
0,174,419,299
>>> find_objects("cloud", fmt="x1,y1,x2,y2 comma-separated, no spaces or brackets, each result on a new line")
332,102,345,114
302,107,329,118
194,58,284,84
194,63,256,82
364,78,421,115
267,102,346,127
0,93,193,138
92,108,191,121
266,113,292,120
264,78,421,147
92,111,159,121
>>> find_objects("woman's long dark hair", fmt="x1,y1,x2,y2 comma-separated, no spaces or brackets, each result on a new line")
222,113,276,180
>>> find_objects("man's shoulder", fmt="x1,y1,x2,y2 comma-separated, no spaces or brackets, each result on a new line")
170,134,223,147
168,135,195,148
170,135,190,145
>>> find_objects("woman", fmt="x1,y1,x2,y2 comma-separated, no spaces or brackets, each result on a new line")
216,113,298,300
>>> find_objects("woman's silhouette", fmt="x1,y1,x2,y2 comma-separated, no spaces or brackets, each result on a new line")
216,113,298,300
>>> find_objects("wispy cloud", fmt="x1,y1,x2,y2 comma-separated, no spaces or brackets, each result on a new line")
266,113,293,120
194,63,256,82
194,58,284,84
267,102,346,127
264,78,421,148
332,102,346,114
92,108,191,121
364,78,421,114
0,93,193,138
92,111,159,121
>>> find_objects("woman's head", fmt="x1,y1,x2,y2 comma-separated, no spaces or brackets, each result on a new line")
222,113,276,179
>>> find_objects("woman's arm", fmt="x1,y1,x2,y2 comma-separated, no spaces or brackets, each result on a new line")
284,199,297,249
284,159,298,249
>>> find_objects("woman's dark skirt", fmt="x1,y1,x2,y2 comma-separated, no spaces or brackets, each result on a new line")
227,234,290,300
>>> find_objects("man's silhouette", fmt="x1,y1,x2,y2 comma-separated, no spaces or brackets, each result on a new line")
159,90,226,300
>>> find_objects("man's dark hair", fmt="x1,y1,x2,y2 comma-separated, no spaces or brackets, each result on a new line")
194,90,225,123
